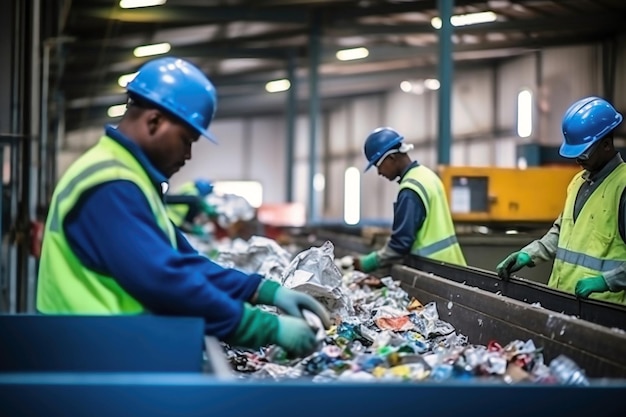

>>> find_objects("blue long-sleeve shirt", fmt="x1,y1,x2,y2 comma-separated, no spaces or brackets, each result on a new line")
376,161,427,265
389,161,427,253
64,126,262,338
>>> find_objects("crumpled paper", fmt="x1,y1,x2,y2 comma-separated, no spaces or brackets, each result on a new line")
281,241,354,319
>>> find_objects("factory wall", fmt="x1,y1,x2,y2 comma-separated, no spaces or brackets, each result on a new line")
57,41,626,223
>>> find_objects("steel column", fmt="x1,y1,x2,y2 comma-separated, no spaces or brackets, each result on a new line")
307,16,321,222
285,51,297,203
436,0,454,166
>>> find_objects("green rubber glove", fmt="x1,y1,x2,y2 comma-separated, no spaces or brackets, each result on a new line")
254,280,331,329
496,251,533,280
201,201,218,219
575,276,609,298
226,304,318,357
356,252,379,273
191,224,205,236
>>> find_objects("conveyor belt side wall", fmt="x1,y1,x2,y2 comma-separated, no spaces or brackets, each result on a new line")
393,265,626,379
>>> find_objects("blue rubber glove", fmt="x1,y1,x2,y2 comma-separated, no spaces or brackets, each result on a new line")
575,276,609,298
227,304,318,358
355,252,379,273
496,251,534,280
255,280,331,329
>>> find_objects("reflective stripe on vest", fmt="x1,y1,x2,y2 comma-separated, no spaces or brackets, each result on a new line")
36,135,177,314
548,163,626,305
49,160,128,232
412,235,459,257
555,247,624,272
399,165,466,266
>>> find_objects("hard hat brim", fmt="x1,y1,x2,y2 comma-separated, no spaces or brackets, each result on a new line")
196,126,218,144
559,141,595,159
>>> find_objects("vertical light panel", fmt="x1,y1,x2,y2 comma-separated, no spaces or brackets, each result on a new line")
517,89,533,138
344,167,360,225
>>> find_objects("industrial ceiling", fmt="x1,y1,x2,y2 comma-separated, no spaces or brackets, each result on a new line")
55,0,626,133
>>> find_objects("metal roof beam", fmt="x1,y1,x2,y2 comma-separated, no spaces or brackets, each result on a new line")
326,12,626,36
74,5,310,24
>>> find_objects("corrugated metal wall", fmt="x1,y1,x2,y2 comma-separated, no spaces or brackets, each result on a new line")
58,42,625,222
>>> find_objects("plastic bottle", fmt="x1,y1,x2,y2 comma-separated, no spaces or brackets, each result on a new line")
549,355,590,386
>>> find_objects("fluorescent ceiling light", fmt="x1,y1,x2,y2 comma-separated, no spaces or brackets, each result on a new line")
313,173,325,192
431,11,497,29
117,72,138,88
344,167,360,226
107,104,127,118
265,79,291,93
336,47,369,61
517,89,533,138
119,0,166,9
400,80,425,95
424,78,440,90
133,42,171,58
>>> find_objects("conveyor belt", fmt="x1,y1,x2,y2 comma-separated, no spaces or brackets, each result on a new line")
292,228,626,331
404,255,626,331
393,264,626,379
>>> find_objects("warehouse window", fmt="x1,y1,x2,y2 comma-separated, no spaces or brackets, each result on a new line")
517,89,533,138
344,167,360,225
212,181,263,208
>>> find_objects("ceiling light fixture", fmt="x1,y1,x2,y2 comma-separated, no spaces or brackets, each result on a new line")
119,0,167,9
265,79,291,93
400,80,425,95
336,47,369,61
424,79,441,90
431,11,497,29
133,42,171,58
107,104,127,118
117,72,138,88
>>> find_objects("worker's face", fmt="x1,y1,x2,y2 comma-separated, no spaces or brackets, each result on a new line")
575,138,609,173
376,155,398,181
143,110,199,178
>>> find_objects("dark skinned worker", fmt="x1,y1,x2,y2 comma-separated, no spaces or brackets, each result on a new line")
36,57,330,357
353,127,466,273
496,96,626,305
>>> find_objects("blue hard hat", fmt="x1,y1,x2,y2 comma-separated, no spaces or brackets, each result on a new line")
127,57,219,143
363,127,404,172
195,179,214,197
560,96,623,158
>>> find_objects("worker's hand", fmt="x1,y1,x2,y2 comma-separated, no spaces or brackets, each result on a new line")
575,276,609,298
354,252,379,273
273,286,331,329
254,280,331,329
496,251,533,280
275,315,319,358
226,304,317,358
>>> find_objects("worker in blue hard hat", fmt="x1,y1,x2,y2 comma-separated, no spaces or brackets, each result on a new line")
36,57,330,357
165,178,218,236
353,127,466,273
496,96,626,305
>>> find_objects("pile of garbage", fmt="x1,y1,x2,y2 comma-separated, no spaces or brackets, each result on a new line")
213,238,589,385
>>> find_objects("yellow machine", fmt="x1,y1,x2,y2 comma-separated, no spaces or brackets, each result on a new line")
438,166,582,226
